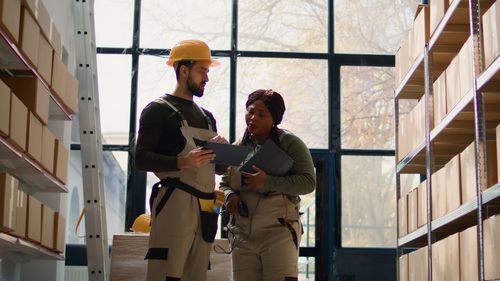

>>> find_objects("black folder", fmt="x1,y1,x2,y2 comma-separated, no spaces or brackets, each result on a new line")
239,139,294,176
193,139,252,166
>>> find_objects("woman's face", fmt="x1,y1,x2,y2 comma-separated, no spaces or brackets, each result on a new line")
245,100,274,140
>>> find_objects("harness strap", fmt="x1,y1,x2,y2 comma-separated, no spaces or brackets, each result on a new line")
150,177,216,216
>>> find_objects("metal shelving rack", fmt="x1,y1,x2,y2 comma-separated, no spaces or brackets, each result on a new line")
395,0,500,280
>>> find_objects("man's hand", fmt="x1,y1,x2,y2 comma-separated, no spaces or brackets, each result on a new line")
177,147,215,169
241,165,267,191
210,135,229,144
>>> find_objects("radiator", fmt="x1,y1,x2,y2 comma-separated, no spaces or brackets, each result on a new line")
64,266,88,281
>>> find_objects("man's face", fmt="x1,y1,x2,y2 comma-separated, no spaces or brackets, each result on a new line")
185,61,210,97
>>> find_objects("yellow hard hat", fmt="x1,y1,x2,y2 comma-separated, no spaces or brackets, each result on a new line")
130,214,151,233
166,39,220,67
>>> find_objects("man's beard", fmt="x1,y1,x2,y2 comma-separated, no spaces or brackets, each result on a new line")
187,74,205,97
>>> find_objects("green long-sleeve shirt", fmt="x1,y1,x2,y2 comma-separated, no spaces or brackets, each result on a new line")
219,130,316,196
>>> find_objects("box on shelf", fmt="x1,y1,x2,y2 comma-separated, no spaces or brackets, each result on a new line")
12,186,26,238
41,205,54,248
483,0,500,68
445,155,461,213
26,195,41,243
41,126,55,173
2,76,50,125
0,172,17,232
431,238,446,281
417,181,427,227
20,0,35,17
19,7,40,67
446,233,460,281
53,212,65,252
49,19,61,56
445,54,461,113
34,0,49,40
51,55,66,102
431,166,447,220
54,139,69,184
398,195,408,238
0,80,10,137
484,215,499,281
460,225,478,281
399,254,408,281
8,93,28,152
26,112,42,163
65,72,78,114
458,36,473,99
430,0,449,36
411,6,430,64
433,71,447,128
408,188,418,233
460,140,498,203
37,33,53,84
0,0,21,43
409,246,428,281
396,32,412,86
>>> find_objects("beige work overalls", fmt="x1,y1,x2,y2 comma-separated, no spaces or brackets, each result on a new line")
145,99,217,281
226,142,302,281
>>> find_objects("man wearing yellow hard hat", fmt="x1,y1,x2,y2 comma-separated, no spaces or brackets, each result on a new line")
135,39,227,281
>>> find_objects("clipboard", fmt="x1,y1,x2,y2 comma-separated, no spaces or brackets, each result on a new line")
193,139,252,166
239,139,294,176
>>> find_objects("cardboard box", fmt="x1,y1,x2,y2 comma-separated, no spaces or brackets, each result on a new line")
461,141,498,203
484,215,500,280
399,254,408,281
446,233,460,281
430,0,449,36
445,55,461,113
49,19,61,56
51,55,66,101
483,1,500,68
19,7,40,67
398,196,407,238
1,0,21,43
26,112,42,163
445,155,461,213
396,33,411,86
409,246,428,281
460,225,478,281
408,188,418,233
431,167,447,220
2,76,50,125
458,36,473,99
37,33,53,84
26,195,41,243
54,139,69,184
411,7,430,64
432,238,445,281
8,93,28,151
41,205,54,248
41,126,55,173
0,80,10,137
12,187,26,238
21,0,35,16
65,72,78,114
0,173,17,232
433,71,447,128
35,0,49,39
417,181,427,227
53,212,65,252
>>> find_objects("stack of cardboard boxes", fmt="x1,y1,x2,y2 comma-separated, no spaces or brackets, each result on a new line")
396,0,500,280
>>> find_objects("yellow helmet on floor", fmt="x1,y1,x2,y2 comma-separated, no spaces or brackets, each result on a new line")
166,39,220,67
130,214,151,233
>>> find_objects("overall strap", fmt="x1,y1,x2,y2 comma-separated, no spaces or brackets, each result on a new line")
194,103,214,131
154,97,189,127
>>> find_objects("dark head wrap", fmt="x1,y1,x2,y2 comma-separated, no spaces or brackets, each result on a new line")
246,89,286,125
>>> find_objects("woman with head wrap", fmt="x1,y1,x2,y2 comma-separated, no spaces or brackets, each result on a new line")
219,89,316,281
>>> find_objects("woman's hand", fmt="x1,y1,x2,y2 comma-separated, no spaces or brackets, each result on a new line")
241,165,267,191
